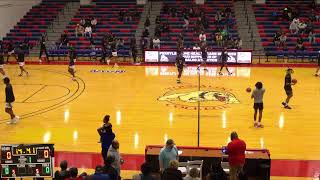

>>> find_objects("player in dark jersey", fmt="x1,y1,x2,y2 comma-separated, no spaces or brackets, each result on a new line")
68,46,76,81
315,50,320,76
15,44,29,76
218,48,232,75
175,51,185,84
201,44,208,71
282,68,295,109
6,41,15,63
39,35,49,62
4,77,19,124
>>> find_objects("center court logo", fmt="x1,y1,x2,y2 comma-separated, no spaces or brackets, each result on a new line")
158,85,240,110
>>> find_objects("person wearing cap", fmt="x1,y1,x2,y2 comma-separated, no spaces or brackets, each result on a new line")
159,139,179,172
226,132,246,180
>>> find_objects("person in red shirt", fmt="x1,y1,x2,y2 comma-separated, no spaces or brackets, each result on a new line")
227,131,246,180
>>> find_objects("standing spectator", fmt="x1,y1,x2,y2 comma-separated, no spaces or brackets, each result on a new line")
206,162,228,180
91,17,97,32
97,115,115,162
107,140,124,176
66,167,81,180
103,156,118,180
161,160,183,180
91,165,110,180
39,35,49,62
132,162,156,180
309,30,316,44
226,132,246,180
54,160,70,180
153,37,161,49
183,168,200,180
75,24,85,37
159,139,179,172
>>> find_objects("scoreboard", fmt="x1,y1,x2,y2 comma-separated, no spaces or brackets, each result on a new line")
1,144,54,178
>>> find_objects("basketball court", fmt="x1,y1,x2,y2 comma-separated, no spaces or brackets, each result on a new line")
0,64,319,179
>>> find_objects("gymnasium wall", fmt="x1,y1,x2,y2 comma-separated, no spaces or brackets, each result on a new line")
0,0,41,39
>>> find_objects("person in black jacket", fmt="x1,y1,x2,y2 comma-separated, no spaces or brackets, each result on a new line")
15,44,29,76
4,77,19,124
39,35,49,62
161,160,183,180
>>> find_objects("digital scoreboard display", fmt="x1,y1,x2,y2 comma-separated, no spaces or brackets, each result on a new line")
1,144,54,178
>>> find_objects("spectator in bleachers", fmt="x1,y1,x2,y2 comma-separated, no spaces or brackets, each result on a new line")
66,167,81,180
116,38,124,50
305,20,314,34
124,10,132,22
159,139,179,172
183,13,189,30
162,22,170,34
273,31,281,47
183,168,200,180
161,160,183,180
103,156,118,180
132,162,155,180
227,132,246,180
309,30,316,44
54,160,70,180
107,140,124,176
282,7,292,21
199,31,207,44
91,17,97,32
235,37,242,49
80,18,86,27
289,19,299,34
60,31,69,47
279,32,287,48
75,24,84,37
153,36,161,49
84,26,92,38
206,162,227,180
91,165,111,180
215,32,223,47
193,43,200,50
145,17,150,30
295,36,305,52
215,11,222,25
140,37,148,52
298,21,307,34
6,41,15,63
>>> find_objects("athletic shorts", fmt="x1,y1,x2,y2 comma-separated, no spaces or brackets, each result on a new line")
284,86,293,96
18,62,25,67
5,102,13,108
69,65,75,69
253,103,263,110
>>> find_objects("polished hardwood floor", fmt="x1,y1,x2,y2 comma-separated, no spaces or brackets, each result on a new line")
0,64,319,179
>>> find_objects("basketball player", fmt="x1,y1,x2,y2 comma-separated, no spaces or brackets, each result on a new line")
39,35,49,62
315,50,320,76
251,82,265,128
15,44,29,76
282,68,295,109
6,41,15,63
0,50,6,77
218,48,232,75
201,44,208,71
68,46,76,81
175,51,185,84
4,77,19,124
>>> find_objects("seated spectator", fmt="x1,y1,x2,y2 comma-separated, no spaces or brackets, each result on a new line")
132,162,155,180
206,162,228,180
66,167,81,180
54,160,70,180
295,36,305,52
103,156,118,180
80,18,86,27
145,17,150,30
91,165,110,180
309,30,316,44
60,31,69,47
193,43,200,50
75,24,84,37
298,21,307,34
235,37,242,49
107,140,124,175
161,160,183,180
183,168,200,180
289,19,299,34
153,37,161,49
91,17,97,32
273,31,281,47
84,26,92,38
279,32,287,48
199,31,206,43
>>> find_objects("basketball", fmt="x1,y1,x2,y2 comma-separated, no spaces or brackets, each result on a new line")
292,79,297,84
246,87,252,93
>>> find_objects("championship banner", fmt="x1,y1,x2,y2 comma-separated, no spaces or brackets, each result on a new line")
144,50,252,64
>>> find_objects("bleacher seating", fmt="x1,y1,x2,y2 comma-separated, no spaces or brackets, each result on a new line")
2,0,70,50
159,0,239,49
253,0,319,59
58,0,143,58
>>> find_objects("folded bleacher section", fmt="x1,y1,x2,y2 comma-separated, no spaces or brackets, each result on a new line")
254,0,318,58
159,0,238,49
59,0,143,58
2,0,71,51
